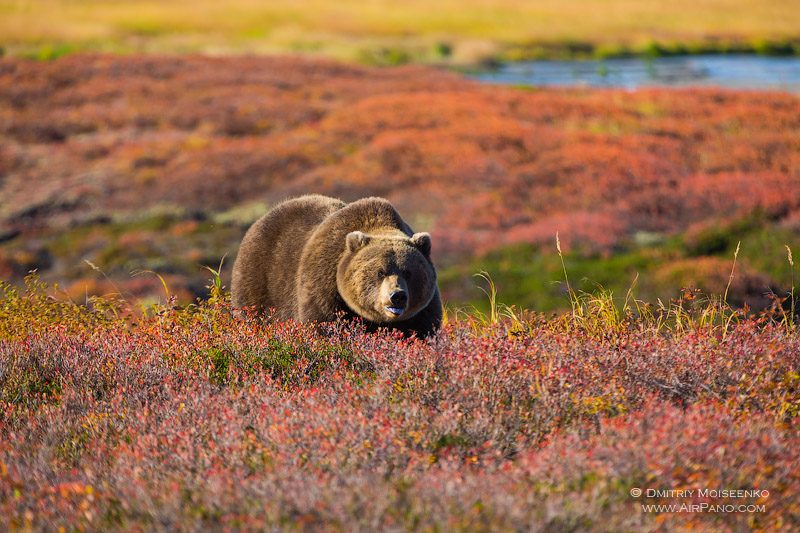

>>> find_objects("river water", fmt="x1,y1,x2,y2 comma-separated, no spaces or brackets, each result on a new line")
474,55,800,91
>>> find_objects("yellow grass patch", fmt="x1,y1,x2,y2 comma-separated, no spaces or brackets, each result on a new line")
1,0,798,62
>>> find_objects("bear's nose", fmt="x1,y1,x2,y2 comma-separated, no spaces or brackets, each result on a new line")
390,290,408,307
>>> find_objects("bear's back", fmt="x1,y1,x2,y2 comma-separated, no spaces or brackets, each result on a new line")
231,194,345,316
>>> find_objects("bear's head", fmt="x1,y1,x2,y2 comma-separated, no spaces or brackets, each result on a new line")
336,230,437,324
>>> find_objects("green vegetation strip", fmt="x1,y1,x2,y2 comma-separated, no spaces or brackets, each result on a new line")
441,213,800,313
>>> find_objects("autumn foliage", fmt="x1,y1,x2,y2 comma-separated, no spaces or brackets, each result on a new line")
0,278,798,530
1,55,800,528
1,55,799,307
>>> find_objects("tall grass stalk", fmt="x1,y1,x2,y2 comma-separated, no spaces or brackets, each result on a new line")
556,232,579,322
723,241,740,306
84,259,130,305
474,271,499,324
719,241,741,339
786,245,795,331
203,255,228,305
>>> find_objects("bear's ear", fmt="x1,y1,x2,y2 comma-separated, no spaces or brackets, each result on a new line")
411,232,432,256
346,231,371,252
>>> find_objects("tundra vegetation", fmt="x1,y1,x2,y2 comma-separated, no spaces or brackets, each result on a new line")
0,29,799,533
1,55,799,314
0,272,798,530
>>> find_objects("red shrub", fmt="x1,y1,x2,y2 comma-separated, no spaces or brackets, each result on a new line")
1,287,799,529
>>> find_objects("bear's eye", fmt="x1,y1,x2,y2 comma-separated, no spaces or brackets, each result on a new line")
377,269,387,278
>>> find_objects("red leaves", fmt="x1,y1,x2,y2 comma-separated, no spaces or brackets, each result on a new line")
1,284,799,528
1,56,799,304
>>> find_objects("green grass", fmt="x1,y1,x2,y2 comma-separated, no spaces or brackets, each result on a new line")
440,243,665,313
440,216,800,314
2,0,799,64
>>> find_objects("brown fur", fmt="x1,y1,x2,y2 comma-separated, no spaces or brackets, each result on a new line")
232,195,442,337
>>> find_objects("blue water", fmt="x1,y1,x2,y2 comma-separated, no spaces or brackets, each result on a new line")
474,55,800,91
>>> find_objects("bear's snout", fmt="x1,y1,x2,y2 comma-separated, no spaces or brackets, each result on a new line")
390,290,408,307
380,275,410,318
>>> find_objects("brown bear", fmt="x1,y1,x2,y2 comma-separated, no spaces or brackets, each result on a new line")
231,194,442,337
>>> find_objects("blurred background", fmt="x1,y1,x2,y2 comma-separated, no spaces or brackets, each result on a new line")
1,0,799,313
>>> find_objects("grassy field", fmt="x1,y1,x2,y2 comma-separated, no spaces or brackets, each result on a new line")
2,0,800,63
